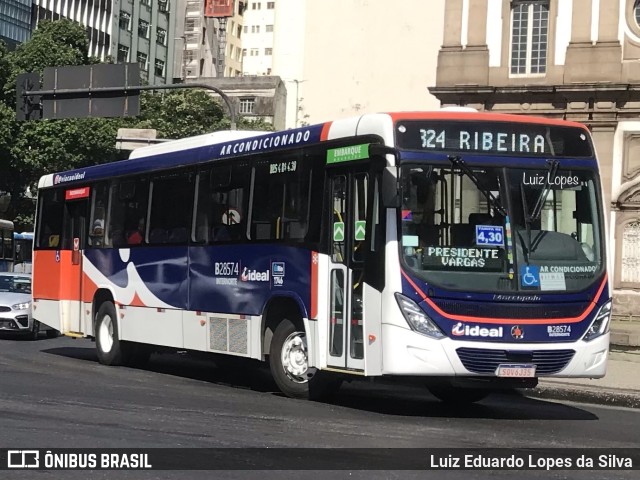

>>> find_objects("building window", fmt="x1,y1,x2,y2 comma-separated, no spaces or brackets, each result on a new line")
251,25,260,34
266,24,273,33
117,44,129,62
510,1,549,75
119,11,131,31
252,2,261,9
251,48,259,56
138,19,150,39
265,48,272,56
137,52,148,71
239,97,255,114
141,0,150,6
267,2,275,9
155,59,166,77
159,0,169,13
242,48,247,57
157,27,167,45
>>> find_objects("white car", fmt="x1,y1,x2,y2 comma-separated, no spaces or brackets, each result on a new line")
0,273,58,340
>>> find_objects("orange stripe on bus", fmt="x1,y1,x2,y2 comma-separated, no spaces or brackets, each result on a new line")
400,269,607,325
32,250,82,301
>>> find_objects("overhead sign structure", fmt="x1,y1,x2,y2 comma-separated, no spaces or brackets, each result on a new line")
43,63,140,119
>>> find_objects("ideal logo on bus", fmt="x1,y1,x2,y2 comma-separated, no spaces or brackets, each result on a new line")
240,267,269,282
451,322,503,338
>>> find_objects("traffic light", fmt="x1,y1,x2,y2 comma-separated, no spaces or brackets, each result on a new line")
16,72,42,121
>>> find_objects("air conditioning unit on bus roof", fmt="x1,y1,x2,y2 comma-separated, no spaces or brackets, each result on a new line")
128,130,268,159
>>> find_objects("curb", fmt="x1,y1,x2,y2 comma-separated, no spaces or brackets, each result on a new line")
521,382,640,409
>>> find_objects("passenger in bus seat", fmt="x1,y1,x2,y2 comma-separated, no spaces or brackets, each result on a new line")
127,218,145,245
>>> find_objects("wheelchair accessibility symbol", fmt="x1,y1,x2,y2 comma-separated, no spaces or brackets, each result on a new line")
520,265,540,288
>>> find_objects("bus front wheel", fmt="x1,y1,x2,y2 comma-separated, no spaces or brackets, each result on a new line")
269,319,342,400
95,301,126,366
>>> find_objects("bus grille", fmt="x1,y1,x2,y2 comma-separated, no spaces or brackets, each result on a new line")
456,347,576,375
432,300,590,319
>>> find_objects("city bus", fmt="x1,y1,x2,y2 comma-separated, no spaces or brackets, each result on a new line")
0,219,14,272
31,111,610,403
13,231,34,273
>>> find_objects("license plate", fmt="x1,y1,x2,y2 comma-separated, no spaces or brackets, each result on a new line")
496,364,536,378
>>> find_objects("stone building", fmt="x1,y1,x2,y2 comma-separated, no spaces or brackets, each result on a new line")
430,0,640,318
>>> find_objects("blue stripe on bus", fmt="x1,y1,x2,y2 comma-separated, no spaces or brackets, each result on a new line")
85,245,312,317
51,124,326,185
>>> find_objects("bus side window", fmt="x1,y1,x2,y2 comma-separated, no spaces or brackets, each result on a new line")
250,157,311,241
36,189,64,250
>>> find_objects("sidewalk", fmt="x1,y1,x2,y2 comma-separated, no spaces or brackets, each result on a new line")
523,319,640,408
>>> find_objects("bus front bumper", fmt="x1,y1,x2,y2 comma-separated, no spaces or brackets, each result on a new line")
381,323,609,379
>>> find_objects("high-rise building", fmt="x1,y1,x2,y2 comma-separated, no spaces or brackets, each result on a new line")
430,0,640,318
111,0,177,84
35,0,177,84
0,0,33,49
174,0,247,79
34,0,113,60
241,0,275,76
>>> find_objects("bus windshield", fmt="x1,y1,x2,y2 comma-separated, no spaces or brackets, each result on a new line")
400,162,603,292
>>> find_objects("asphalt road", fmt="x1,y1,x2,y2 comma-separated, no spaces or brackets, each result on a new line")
1,333,639,480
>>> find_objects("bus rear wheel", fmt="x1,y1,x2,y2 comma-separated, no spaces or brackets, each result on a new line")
95,301,127,366
95,301,150,367
269,319,340,400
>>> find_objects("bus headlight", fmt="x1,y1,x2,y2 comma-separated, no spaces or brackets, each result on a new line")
395,293,445,339
582,300,612,342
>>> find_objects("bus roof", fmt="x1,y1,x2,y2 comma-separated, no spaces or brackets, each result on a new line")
37,111,591,189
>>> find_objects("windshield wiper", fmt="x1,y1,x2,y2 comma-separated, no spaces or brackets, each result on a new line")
520,159,560,258
448,155,506,216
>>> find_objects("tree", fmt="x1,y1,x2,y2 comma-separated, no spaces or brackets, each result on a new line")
0,20,274,228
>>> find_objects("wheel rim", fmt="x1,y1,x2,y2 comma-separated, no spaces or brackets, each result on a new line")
281,331,312,384
98,315,114,353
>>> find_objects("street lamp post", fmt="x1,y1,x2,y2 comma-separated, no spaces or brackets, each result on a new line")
289,79,306,128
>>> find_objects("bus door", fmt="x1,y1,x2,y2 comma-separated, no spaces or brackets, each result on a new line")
59,189,89,335
326,164,382,371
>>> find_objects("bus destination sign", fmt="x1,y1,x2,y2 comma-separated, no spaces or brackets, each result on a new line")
395,120,594,158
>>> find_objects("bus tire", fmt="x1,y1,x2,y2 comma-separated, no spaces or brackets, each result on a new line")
428,386,490,404
269,318,335,400
29,320,40,341
95,301,127,366
46,329,60,339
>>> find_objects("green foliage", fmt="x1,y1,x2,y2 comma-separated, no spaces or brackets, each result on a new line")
0,20,275,229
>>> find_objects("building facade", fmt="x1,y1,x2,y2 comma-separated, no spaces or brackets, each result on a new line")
430,0,640,318
0,0,33,49
241,0,275,76
36,1,177,84
272,0,445,128
35,0,113,59
112,0,176,84
173,0,219,81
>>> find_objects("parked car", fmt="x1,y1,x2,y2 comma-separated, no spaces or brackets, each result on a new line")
0,272,58,340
